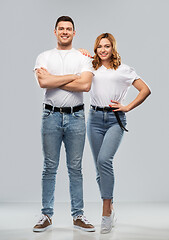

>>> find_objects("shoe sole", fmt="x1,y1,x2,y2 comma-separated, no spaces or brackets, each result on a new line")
33,225,52,232
74,225,95,232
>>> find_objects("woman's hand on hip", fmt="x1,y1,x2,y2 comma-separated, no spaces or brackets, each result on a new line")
109,100,129,112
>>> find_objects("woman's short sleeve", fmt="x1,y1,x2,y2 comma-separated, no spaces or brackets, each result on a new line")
121,64,141,86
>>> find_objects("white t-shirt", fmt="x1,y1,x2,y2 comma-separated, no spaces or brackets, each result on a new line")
90,64,140,107
34,48,93,107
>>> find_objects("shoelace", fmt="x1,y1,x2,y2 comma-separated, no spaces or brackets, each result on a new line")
37,215,50,225
101,216,108,225
75,215,91,225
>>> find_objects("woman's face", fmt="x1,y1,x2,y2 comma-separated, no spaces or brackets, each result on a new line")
96,38,113,62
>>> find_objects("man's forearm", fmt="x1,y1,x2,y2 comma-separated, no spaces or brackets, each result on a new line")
38,74,78,89
60,80,90,92
60,72,93,92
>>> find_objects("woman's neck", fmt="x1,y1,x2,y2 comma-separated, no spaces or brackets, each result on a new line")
101,60,111,69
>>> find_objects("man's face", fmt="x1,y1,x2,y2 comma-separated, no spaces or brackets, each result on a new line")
54,21,75,48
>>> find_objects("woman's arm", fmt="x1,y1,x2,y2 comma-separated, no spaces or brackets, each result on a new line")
109,78,151,112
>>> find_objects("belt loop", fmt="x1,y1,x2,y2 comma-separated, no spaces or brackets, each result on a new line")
92,105,96,112
51,105,54,113
43,103,45,110
60,107,63,114
71,106,73,114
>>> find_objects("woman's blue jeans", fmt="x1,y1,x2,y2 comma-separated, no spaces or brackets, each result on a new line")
41,108,85,218
87,108,127,201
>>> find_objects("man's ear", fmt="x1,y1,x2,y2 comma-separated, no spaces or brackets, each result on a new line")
54,29,57,37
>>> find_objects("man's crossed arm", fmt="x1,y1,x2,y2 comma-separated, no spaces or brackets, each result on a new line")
35,67,93,92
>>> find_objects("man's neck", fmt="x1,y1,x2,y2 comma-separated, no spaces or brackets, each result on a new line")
57,43,72,50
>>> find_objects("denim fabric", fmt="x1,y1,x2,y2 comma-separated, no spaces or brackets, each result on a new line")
41,108,85,217
87,108,126,201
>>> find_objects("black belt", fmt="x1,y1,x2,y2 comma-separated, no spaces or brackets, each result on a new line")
91,105,128,132
44,104,84,114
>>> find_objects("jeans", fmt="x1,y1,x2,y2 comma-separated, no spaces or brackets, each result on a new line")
87,108,127,201
41,108,85,218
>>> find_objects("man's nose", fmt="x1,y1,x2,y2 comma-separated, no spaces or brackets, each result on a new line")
63,29,68,34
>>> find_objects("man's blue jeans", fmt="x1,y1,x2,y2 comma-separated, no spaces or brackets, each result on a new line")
87,108,126,202
41,108,85,218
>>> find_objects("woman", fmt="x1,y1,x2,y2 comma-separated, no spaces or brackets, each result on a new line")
80,33,151,234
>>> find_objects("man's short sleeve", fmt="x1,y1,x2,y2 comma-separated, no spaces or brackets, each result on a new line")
34,52,48,71
80,55,93,73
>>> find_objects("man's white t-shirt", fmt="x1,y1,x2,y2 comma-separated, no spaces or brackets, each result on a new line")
90,64,140,107
34,48,93,107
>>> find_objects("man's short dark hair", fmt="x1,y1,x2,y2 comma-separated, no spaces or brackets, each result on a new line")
55,16,75,30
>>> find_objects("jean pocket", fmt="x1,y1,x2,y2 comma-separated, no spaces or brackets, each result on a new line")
73,110,85,119
42,109,51,118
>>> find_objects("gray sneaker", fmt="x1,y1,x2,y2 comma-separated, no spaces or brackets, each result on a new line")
100,211,116,234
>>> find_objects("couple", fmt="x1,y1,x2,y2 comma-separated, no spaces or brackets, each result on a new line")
33,16,151,234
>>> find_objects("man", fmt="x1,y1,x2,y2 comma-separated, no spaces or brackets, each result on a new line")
33,16,94,232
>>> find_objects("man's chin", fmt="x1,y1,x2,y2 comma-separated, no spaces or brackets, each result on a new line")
59,40,72,47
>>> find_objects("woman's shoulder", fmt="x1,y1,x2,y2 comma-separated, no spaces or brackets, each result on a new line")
117,63,136,74
118,63,131,70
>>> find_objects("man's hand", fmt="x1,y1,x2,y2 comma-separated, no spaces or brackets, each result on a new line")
36,67,51,80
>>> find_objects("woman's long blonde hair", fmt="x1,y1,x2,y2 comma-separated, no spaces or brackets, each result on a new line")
92,33,121,70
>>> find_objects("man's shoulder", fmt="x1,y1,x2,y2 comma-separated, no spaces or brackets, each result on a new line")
37,48,57,58
70,48,88,58
70,48,82,56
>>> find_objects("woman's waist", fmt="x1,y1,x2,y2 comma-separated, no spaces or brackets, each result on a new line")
90,105,125,115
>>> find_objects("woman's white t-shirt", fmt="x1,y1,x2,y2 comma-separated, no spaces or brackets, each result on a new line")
90,63,140,107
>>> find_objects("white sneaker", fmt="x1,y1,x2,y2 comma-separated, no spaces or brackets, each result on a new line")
100,211,116,234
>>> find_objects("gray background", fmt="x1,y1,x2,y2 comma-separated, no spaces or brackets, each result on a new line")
1,0,169,203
